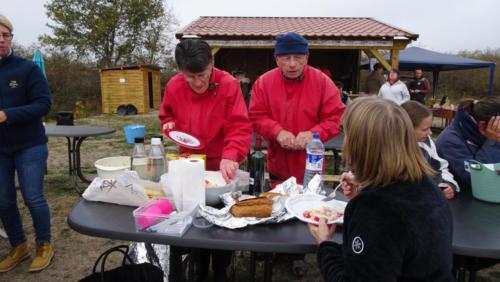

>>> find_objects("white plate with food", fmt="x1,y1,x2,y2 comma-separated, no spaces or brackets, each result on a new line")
163,129,205,149
285,193,347,225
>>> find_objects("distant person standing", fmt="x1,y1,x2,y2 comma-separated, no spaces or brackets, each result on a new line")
378,69,410,105
364,63,385,94
408,68,431,104
234,70,251,106
0,14,54,272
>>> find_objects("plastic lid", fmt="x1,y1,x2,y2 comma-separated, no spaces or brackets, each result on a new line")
134,137,145,143
313,133,320,139
192,216,213,229
151,138,162,145
152,135,164,141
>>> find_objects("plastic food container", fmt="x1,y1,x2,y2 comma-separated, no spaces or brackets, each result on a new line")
94,156,131,179
205,171,237,206
123,124,145,144
133,198,196,236
466,160,500,203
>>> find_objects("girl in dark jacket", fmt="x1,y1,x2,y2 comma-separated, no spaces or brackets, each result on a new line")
401,100,459,199
308,96,454,281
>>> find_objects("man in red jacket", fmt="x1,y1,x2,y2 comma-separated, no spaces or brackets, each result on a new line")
159,39,252,282
249,32,345,277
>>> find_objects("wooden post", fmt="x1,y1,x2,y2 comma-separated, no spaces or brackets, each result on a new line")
364,48,392,71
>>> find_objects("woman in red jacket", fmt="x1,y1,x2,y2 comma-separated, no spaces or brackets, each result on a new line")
159,39,252,282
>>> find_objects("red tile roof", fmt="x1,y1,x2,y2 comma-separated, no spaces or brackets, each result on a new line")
177,17,418,40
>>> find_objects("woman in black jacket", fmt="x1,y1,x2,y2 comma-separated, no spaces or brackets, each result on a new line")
0,14,53,273
308,96,454,281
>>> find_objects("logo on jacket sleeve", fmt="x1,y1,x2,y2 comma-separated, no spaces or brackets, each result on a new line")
352,236,364,254
9,80,18,88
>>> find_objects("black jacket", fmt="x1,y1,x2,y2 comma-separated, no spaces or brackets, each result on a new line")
317,177,454,281
0,52,51,154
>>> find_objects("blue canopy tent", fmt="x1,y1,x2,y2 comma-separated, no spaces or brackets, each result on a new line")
363,47,496,96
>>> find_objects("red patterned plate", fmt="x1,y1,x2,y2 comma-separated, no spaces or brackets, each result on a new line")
164,129,205,149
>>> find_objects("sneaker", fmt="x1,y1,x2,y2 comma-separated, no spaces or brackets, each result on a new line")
0,240,30,273
28,241,54,272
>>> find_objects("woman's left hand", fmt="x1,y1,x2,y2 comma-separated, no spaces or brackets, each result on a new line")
220,159,239,183
482,116,500,142
439,183,455,199
308,218,337,245
0,111,6,123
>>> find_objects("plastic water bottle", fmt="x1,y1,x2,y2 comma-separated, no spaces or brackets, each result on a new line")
147,138,165,182
152,136,168,173
303,133,324,190
131,137,148,179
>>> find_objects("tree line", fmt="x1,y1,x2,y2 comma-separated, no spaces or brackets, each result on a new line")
15,0,179,119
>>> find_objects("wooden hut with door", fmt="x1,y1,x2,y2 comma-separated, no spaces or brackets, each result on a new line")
176,17,419,93
100,65,161,114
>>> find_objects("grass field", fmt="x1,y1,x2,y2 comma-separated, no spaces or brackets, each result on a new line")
0,112,498,282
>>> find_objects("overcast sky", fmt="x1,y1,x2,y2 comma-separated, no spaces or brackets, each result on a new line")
3,0,500,53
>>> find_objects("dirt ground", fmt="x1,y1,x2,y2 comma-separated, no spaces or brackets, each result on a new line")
0,113,499,282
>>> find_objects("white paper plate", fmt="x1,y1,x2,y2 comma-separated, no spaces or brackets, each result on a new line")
285,194,347,225
164,130,204,149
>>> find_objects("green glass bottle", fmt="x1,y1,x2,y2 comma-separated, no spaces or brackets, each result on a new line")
249,150,266,196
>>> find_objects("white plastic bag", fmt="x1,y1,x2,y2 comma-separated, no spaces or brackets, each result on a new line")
83,170,150,206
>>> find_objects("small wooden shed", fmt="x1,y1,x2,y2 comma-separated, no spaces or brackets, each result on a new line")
100,65,161,114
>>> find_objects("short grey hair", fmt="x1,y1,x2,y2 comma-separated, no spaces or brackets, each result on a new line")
0,14,13,33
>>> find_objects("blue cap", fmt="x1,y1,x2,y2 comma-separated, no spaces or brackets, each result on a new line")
274,32,309,56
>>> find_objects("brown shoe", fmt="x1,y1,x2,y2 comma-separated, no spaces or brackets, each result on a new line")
0,241,30,273
29,242,54,272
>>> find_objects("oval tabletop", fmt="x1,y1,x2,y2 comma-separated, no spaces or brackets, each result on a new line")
67,199,344,254
449,188,500,259
45,125,116,138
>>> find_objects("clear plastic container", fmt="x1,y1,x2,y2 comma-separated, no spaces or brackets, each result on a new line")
133,198,196,236
303,133,324,190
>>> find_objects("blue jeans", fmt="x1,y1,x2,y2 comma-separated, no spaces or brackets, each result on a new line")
0,144,51,247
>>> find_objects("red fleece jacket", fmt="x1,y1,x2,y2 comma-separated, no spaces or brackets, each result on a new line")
159,67,252,170
249,65,345,183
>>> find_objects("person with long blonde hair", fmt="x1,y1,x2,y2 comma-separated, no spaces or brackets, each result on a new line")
308,96,453,281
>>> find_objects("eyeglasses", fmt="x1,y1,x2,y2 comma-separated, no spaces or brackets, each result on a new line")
0,33,13,40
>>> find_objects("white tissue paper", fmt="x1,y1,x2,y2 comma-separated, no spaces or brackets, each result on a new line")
83,170,149,206
164,158,205,211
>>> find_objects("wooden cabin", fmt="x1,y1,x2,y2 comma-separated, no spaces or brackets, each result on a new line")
100,65,161,114
176,17,419,93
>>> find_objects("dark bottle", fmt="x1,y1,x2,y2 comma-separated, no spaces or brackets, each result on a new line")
249,149,266,196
